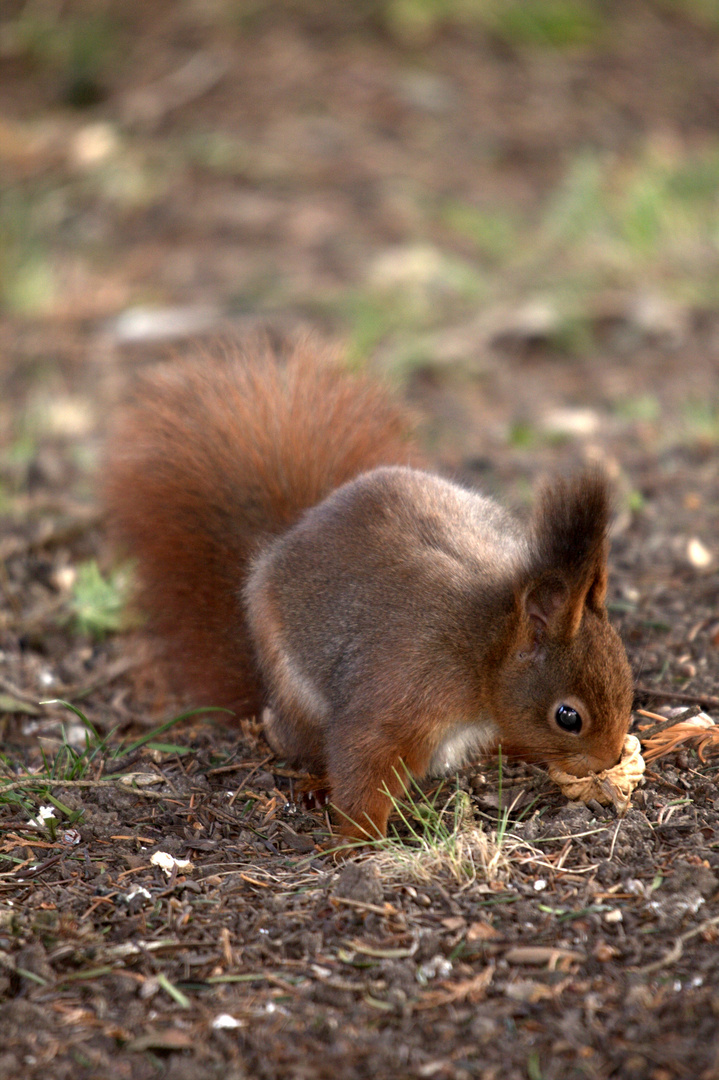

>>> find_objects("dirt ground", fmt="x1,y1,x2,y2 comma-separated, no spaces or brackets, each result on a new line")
2,2,719,1077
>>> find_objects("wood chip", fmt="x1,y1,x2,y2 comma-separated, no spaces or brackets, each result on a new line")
504,946,585,969
466,920,501,942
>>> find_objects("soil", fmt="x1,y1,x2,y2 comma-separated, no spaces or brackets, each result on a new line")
2,3,719,1078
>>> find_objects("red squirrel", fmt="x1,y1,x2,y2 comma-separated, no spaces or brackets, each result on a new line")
104,339,634,841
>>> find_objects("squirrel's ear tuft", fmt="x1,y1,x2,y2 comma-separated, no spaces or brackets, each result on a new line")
521,469,612,642
532,469,611,583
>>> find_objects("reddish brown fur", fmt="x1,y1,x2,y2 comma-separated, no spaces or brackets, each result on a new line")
103,340,419,717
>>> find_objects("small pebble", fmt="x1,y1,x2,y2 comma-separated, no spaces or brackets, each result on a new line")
212,1014,243,1030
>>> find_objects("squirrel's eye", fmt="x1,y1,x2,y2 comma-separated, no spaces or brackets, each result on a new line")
555,704,582,734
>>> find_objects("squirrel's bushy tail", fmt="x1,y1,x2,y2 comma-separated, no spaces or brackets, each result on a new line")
103,339,418,715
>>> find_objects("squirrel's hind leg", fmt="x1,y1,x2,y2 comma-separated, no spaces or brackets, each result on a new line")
249,588,329,774
262,706,327,776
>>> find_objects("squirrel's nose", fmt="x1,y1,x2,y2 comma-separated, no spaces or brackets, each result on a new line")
559,747,622,777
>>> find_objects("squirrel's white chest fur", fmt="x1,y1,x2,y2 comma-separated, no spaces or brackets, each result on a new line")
427,719,499,776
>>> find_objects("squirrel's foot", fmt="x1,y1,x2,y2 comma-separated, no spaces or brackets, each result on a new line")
294,774,332,811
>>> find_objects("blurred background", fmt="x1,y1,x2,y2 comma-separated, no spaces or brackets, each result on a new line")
1,0,719,691
3,1,719,454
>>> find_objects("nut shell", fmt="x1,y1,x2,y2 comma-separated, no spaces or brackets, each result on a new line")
548,734,645,813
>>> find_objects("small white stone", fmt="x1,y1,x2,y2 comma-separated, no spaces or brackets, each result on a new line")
687,538,712,569
72,122,119,167
125,887,152,903
111,304,218,344
417,955,453,983
533,879,547,892
53,566,77,591
212,1014,242,1030
39,396,95,438
541,407,601,438
28,806,57,829
150,851,194,876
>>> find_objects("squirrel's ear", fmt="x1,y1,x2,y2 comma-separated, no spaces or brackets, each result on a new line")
522,469,612,642
524,575,569,635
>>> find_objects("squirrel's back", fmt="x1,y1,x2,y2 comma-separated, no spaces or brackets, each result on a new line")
103,339,418,714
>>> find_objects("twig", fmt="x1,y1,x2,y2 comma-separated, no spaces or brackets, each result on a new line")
60,656,139,700
331,896,397,917
0,776,175,800
643,770,685,795
635,685,719,709
13,853,64,880
637,914,719,975
227,755,273,806
635,705,702,739
0,655,137,709
608,819,623,861
0,676,44,706
0,508,101,562
207,760,262,776
122,52,227,128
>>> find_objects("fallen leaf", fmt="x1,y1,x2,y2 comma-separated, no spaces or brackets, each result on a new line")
415,965,494,1009
441,916,465,932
